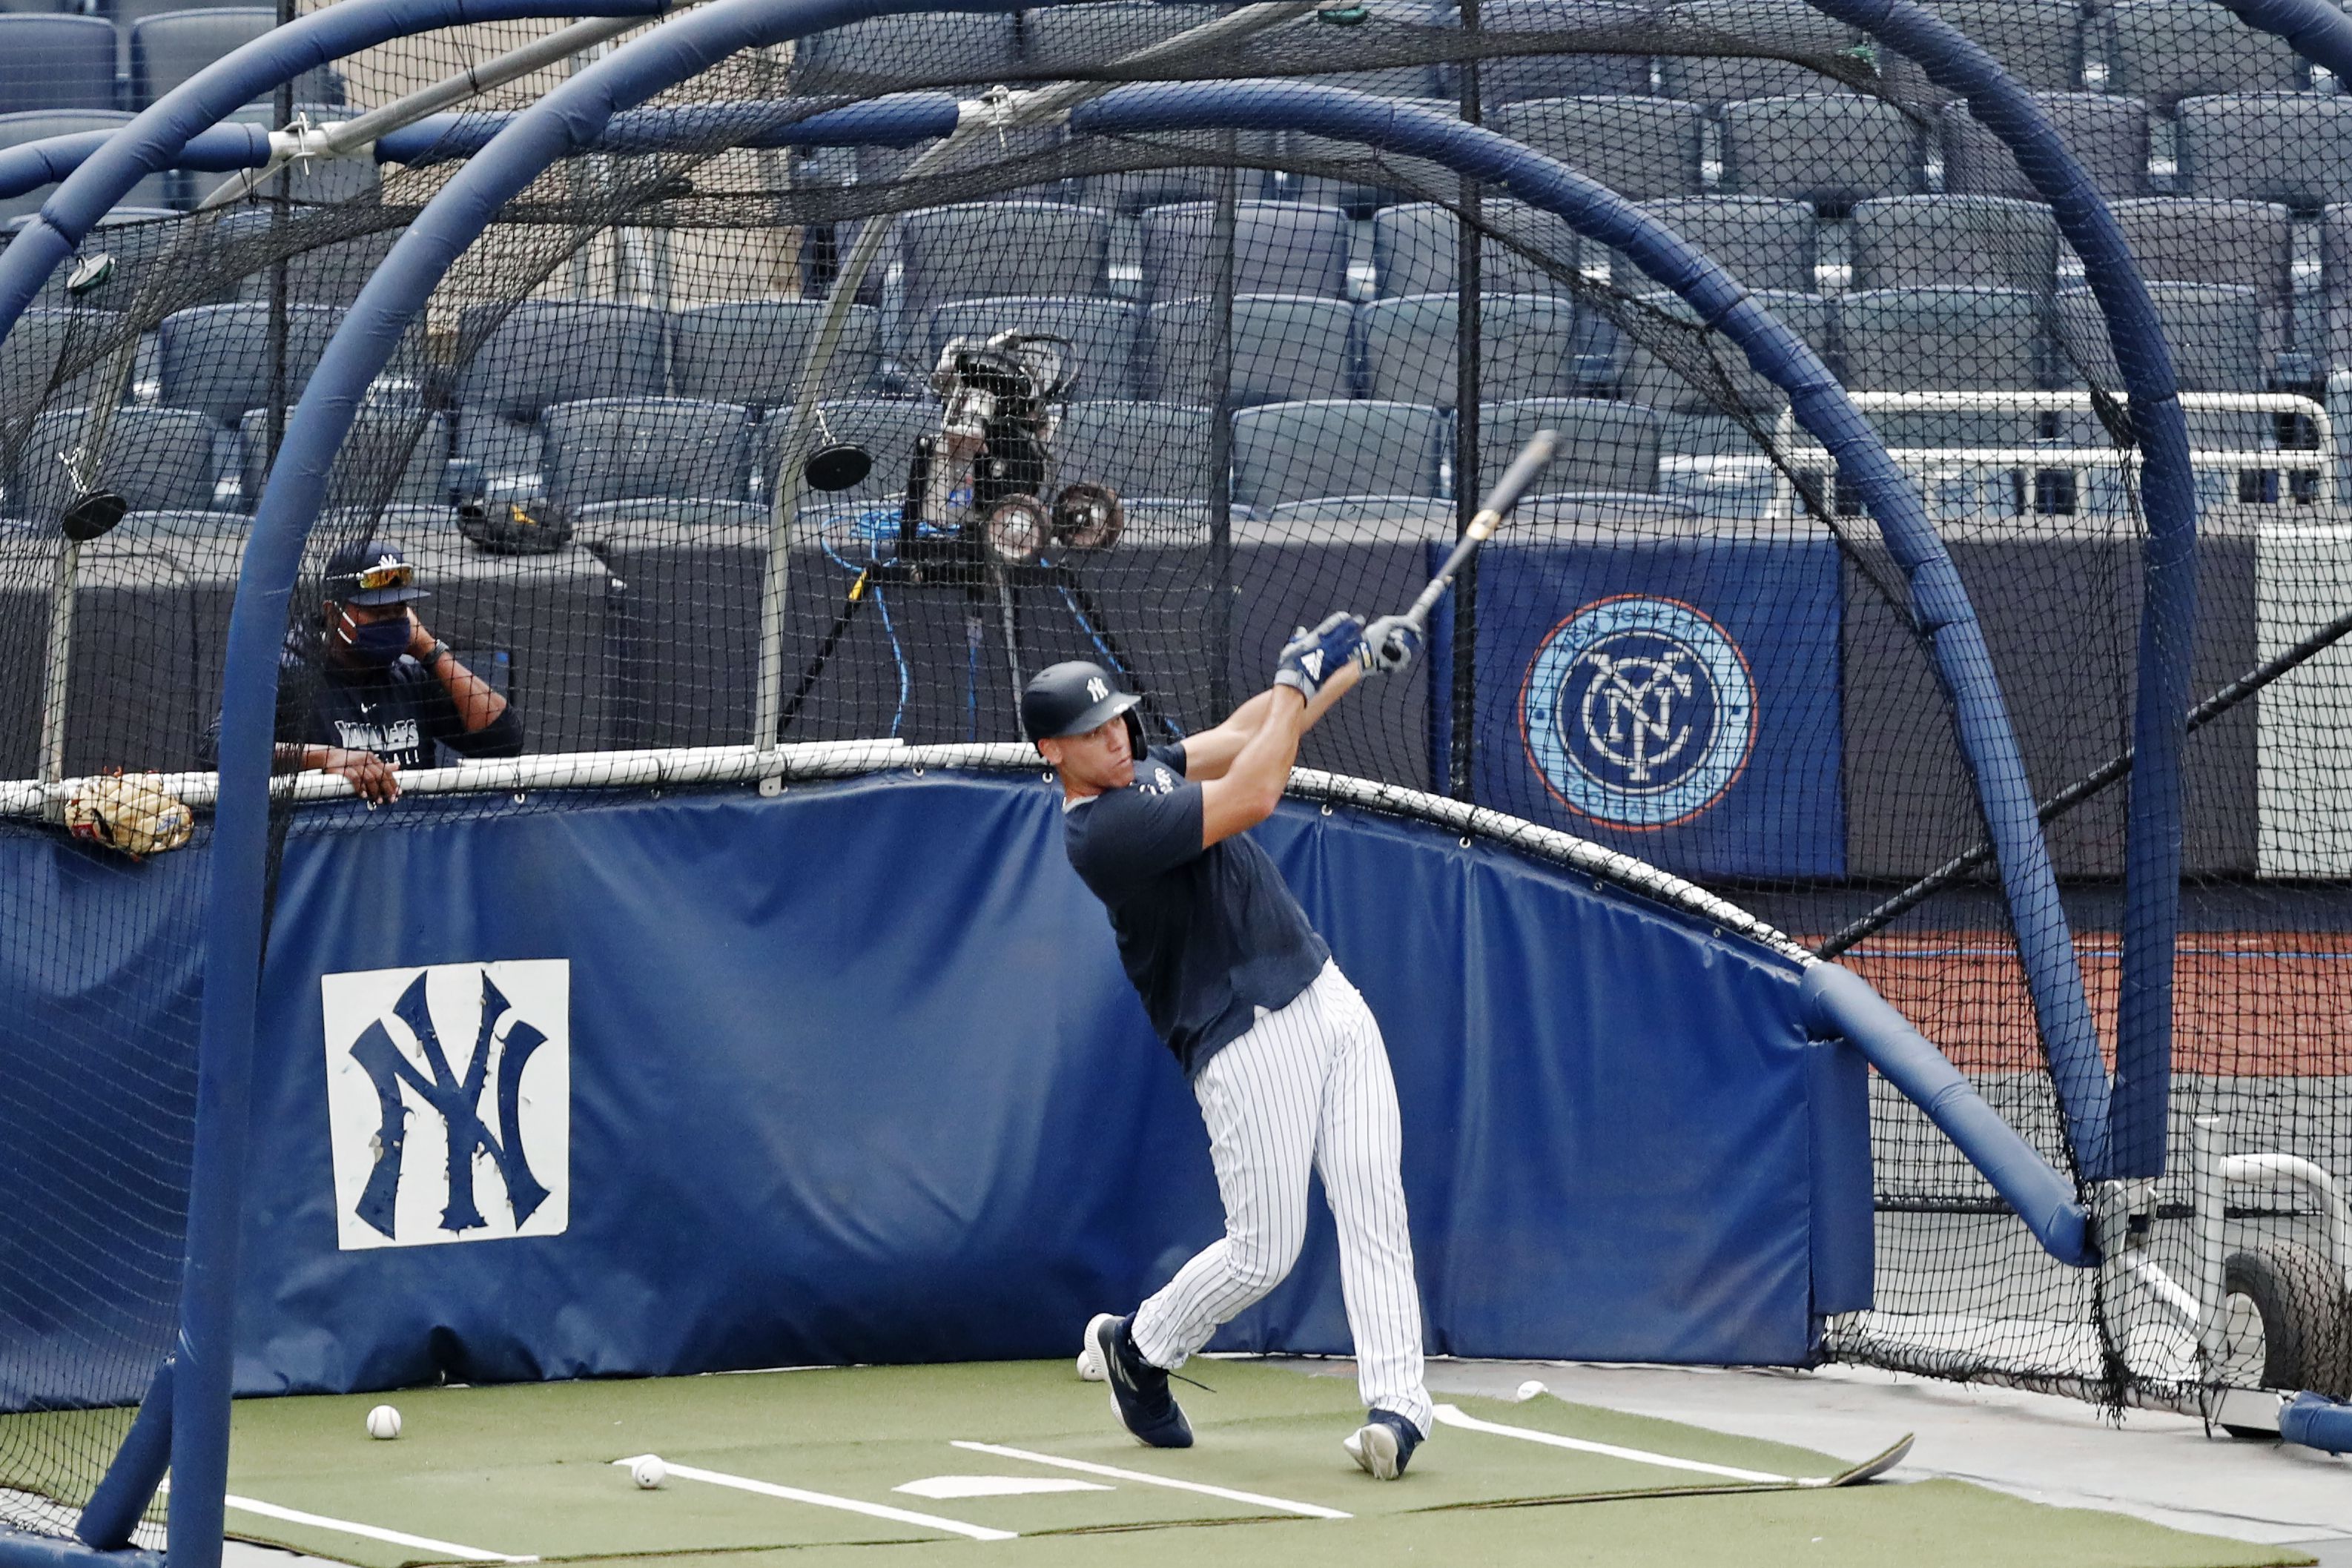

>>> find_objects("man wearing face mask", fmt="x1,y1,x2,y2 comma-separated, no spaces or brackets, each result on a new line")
271,540,523,804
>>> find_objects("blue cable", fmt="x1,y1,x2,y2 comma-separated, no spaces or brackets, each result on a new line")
870,582,908,738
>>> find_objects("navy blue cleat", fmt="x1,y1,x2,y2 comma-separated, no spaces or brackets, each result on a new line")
1343,1409,1422,1480
1091,1314,1192,1449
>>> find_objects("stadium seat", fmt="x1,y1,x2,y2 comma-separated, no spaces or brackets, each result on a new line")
1020,2,1220,72
1230,400,1447,509
1481,396,1662,492
1720,95,1920,207
1656,0,1860,105
218,205,399,305
2319,205,2352,369
2093,0,2306,107
1514,490,1700,526
2109,199,2293,311
1848,196,2059,292
2055,281,2264,392
1052,400,1218,502
1489,96,1705,202
0,16,116,113
896,203,1109,340
1880,0,2082,99
239,406,448,512
1372,200,1584,298
761,396,937,505
1358,293,1596,406
1,306,130,417
670,300,879,410
1138,202,1353,307
0,111,177,222
1143,294,1358,406
927,297,1139,402
1077,158,1278,219
1261,496,1457,529
1630,196,1816,292
156,301,344,425
130,9,341,107
452,301,669,423
575,497,766,532
7,404,218,517
542,397,753,511
2177,96,2352,211
0,0,76,12
1463,0,1654,105
1841,286,2043,391
790,8,1020,93
1941,93,2148,202
1620,288,1833,411
1263,116,1458,216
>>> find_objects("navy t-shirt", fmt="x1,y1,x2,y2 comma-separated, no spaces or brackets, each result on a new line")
1063,743,1329,1077
274,627,523,768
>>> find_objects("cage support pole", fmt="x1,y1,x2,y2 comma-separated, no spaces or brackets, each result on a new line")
1450,0,1481,801
1811,0,2199,1182
1209,134,1237,715
750,0,1326,744
35,537,79,818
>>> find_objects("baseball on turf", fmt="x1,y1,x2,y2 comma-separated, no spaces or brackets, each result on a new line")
365,1404,401,1440
1514,1380,1547,1403
632,1455,667,1490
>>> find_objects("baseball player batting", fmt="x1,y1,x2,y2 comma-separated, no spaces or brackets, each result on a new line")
1021,612,1432,1480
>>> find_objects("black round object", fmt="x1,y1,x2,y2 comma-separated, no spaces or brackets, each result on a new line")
1051,483,1125,550
1020,658,1141,744
983,494,1050,564
803,443,872,493
2220,1243,2352,1435
457,499,574,555
60,491,127,542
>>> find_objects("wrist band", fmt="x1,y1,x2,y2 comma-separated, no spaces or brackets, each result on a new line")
423,639,450,668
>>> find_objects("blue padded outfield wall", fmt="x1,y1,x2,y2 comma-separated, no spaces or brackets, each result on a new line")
0,773,1870,1402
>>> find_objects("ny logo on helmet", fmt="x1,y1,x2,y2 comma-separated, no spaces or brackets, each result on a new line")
1087,676,1109,703
321,960,570,1250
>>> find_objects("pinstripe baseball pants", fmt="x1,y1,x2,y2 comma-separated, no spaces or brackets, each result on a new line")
1130,959,1433,1437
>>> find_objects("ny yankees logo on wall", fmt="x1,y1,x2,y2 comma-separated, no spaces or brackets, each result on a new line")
320,960,570,1250
1520,595,1757,830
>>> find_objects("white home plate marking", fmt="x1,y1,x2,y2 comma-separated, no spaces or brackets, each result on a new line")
952,1440,1350,1519
610,1456,1014,1541
895,1475,1112,1500
1433,1404,1791,1483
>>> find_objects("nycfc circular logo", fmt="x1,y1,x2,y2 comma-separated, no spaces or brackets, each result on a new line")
1520,595,1756,830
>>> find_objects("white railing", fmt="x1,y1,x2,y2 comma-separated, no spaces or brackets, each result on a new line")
1760,391,2336,523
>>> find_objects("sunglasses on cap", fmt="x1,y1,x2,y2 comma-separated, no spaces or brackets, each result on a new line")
346,561,414,593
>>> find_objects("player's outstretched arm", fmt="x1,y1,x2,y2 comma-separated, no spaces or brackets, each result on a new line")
1197,614,1362,843
1183,624,1367,781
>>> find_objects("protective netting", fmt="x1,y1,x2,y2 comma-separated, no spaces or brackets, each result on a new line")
1,0,2350,1535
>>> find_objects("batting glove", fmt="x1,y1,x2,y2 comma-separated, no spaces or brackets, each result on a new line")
1275,612,1365,700
1359,615,1421,675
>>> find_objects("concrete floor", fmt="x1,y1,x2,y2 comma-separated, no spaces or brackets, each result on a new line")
1278,1357,2352,1564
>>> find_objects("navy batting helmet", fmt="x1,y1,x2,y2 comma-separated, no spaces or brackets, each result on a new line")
1022,661,1143,750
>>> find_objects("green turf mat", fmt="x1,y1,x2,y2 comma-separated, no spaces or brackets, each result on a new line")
165,1360,2305,1568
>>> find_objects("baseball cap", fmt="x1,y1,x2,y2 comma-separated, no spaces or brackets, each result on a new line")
323,540,429,606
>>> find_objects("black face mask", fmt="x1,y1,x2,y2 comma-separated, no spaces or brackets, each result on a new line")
335,609,411,669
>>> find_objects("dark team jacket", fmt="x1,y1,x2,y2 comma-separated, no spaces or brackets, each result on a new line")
1062,743,1329,1078
271,626,524,769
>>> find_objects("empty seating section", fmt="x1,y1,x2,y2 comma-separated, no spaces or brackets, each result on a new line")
670,302,879,409
2056,282,2264,392
928,297,1139,400
1721,96,1918,207
0,16,113,112
240,406,449,512
762,397,936,506
1054,400,1218,501
2177,96,2352,211
790,9,1019,93
1841,288,2044,391
1631,197,1814,291
1941,95,2148,202
156,302,345,425
1232,401,1446,510
1140,202,1351,305
1467,0,1652,105
1622,290,1832,412
1145,295,1356,406
1372,202,1582,298
1020,2,1219,73
1491,97,1705,202
542,399,753,512
8,406,218,517
1,307,127,419
1882,0,2081,97
1485,397,1662,492
2109,199,2292,308
2095,0,2306,106
1849,197,2058,291
896,203,1108,338
1657,0,1857,105
1360,294,1598,406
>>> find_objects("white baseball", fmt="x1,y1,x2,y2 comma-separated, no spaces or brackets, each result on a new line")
365,1404,401,1440
631,1455,667,1490
1515,1380,1547,1403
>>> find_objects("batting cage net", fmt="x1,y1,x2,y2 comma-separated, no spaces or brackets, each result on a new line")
1,0,2348,1537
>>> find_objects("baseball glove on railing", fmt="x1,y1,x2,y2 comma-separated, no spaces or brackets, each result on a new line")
65,773,194,859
